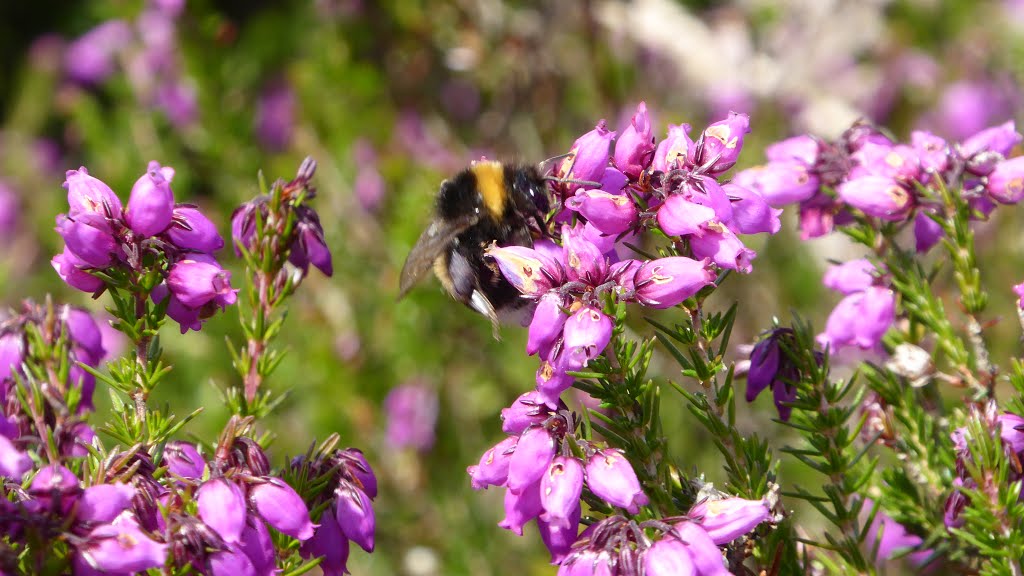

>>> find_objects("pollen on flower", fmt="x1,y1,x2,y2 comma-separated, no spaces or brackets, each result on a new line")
884,152,905,168
705,125,738,149
117,532,138,548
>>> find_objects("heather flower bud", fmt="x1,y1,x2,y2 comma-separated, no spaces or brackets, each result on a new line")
643,536,696,576
731,161,819,207
126,161,175,237
822,259,879,295
674,522,731,576
567,190,638,235
986,157,1024,204
52,247,105,292
540,456,584,528
508,426,556,494
765,135,819,165
690,225,755,273
689,112,750,174
251,478,315,540
652,123,691,172
166,205,225,253
559,120,615,186
961,120,1022,158
0,435,31,480
487,246,564,297
689,497,772,544
585,450,648,513
335,485,375,552
722,183,782,235
468,436,518,490
56,213,117,268
746,335,781,403
613,102,656,178
562,306,613,363
656,195,716,237
65,167,122,219
167,258,237,308
499,481,543,535
836,176,913,221
164,441,207,480
300,511,350,576
197,478,247,543
77,483,136,523
502,391,551,436
562,224,608,284
79,516,167,573
527,293,567,356
914,210,943,253
633,257,715,309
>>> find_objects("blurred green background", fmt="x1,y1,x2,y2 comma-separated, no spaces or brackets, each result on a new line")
0,0,1022,573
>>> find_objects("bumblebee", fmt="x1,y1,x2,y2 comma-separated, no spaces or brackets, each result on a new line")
399,160,552,334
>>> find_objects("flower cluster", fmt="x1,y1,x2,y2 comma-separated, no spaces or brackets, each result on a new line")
52,162,234,333
945,407,1024,529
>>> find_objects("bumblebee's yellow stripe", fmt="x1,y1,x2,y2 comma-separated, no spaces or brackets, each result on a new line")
471,161,506,218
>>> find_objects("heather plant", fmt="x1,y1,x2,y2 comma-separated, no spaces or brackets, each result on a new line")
0,158,374,574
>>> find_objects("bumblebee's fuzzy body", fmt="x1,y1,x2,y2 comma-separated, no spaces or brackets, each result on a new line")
399,161,550,332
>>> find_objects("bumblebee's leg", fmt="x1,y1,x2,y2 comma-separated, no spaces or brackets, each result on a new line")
469,289,501,340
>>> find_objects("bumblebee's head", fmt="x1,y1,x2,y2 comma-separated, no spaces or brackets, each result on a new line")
507,165,551,218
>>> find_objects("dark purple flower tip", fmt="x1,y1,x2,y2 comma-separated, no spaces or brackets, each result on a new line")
817,286,895,352
689,497,772,544
167,257,236,309
987,157,1024,204
656,194,716,237
652,123,692,173
558,120,615,187
633,257,715,309
765,135,819,166
65,167,123,219
384,382,438,452
911,131,951,175
507,426,556,494
197,478,247,543
335,485,375,552
501,391,551,436
77,483,136,524
562,306,613,363
300,511,350,576
961,120,1022,158
540,456,584,527
722,183,781,235
538,504,581,564
251,477,315,540
164,440,207,480
79,516,167,573
613,102,656,178
585,449,648,514
566,189,638,235
914,210,943,253
498,481,543,536
673,522,730,576
690,225,755,273
836,176,913,221
56,213,117,268
64,307,105,365
731,161,820,208
487,245,565,297
467,436,518,490
289,212,333,277
746,336,781,403
166,205,225,253
527,293,568,357
126,161,175,237
850,142,921,182
822,259,879,295
689,112,750,174
52,247,105,293
643,536,696,576
0,435,31,480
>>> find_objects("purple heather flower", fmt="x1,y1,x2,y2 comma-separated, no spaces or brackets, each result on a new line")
540,456,584,528
688,112,750,174
0,332,23,384
342,449,378,500
77,483,136,524
288,211,334,277
335,484,375,552
78,515,167,573
961,120,1022,158
557,549,615,576
822,259,879,295
151,283,202,334
850,142,920,182
64,20,132,85
633,257,715,309
911,131,950,175
501,391,551,436
56,213,117,268
613,102,656,178
562,224,609,284
508,426,556,494
746,335,781,403
527,293,568,356
164,441,207,480
914,210,944,253
255,77,295,152
126,161,175,237
986,157,1024,204
765,135,819,166
818,286,896,352
866,505,930,566
538,504,580,564
468,436,518,490
652,124,691,172
64,307,105,364
690,225,755,273
731,161,819,207
30,464,82,514
167,257,237,309
722,183,781,235
231,201,259,255
674,522,731,576
585,450,648,514
689,497,771,544
52,247,105,293
656,195,717,237
197,478,247,543
487,245,565,298
643,536,696,576
250,478,315,540
535,343,584,407
798,193,841,240
499,480,543,535
239,518,276,576
689,176,734,223
300,511,350,576
166,205,225,253
0,435,31,480
562,306,613,363
836,176,913,221
566,189,638,235
1015,282,1024,309
65,167,122,220
384,382,438,451
207,545,258,576
558,120,615,187
155,81,199,128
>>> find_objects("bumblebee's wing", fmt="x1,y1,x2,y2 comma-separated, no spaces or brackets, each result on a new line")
398,215,478,299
